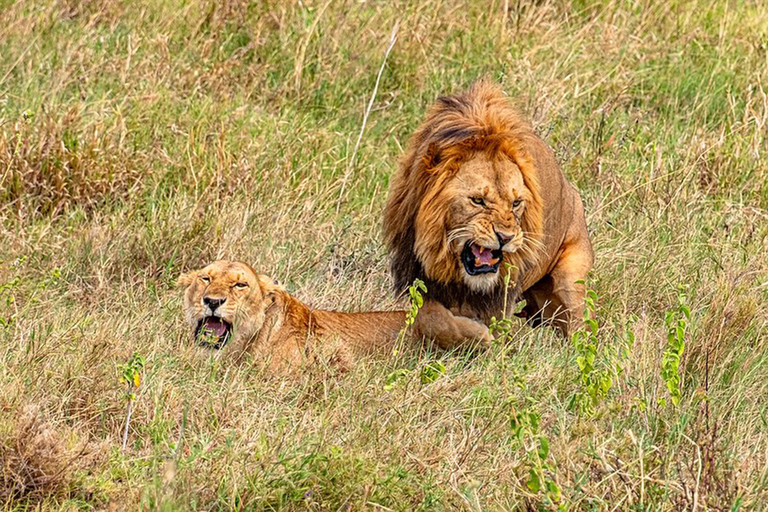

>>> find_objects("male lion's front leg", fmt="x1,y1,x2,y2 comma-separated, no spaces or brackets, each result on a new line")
413,300,492,350
520,241,592,337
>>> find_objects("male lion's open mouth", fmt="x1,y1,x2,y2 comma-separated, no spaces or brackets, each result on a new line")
195,317,232,349
461,241,502,275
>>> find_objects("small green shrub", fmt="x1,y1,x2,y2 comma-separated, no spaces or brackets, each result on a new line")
660,288,691,407
118,352,145,451
568,285,613,416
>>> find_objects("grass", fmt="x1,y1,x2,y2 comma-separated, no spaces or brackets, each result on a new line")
1,0,767,509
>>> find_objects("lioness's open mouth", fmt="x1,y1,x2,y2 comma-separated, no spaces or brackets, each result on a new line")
461,241,502,275
195,317,232,349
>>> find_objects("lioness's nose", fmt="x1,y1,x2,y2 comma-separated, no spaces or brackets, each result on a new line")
203,297,226,312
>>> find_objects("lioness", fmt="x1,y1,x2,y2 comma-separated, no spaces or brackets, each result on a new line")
384,81,594,347
178,260,411,371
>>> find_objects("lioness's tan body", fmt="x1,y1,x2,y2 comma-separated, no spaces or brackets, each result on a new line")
179,261,406,372
239,291,408,370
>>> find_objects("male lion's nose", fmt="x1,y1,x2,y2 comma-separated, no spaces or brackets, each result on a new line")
496,231,514,247
203,297,226,312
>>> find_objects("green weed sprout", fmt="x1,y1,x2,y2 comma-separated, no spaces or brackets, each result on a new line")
661,287,690,407
569,283,613,416
118,352,145,451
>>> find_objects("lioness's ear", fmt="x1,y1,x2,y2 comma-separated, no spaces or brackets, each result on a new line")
256,275,285,309
176,270,199,288
257,274,286,294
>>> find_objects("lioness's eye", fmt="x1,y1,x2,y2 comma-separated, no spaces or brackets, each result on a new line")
200,276,210,283
234,283,248,289
512,199,523,208
470,197,486,207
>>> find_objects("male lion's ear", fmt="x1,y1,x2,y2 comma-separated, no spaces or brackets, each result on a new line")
422,142,442,169
176,270,199,288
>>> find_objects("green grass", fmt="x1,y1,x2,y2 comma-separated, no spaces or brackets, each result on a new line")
1,0,767,509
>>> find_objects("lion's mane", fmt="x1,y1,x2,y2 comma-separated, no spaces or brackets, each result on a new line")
383,81,544,315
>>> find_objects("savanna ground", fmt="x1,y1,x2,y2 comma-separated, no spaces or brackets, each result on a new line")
1,0,767,509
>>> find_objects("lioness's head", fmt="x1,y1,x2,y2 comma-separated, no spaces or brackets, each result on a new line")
384,81,543,294
178,260,283,349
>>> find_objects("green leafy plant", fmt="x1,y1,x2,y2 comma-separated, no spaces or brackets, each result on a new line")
419,361,445,385
118,352,145,451
383,368,410,391
385,279,432,392
660,288,690,407
383,360,446,392
393,278,426,356
478,264,562,504
488,263,524,343
509,397,561,506
0,277,19,328
618,315,637,364
405,278,427,327
568,285,613,416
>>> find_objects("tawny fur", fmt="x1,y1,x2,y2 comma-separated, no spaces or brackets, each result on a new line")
383,81,594,346
179,261,407,372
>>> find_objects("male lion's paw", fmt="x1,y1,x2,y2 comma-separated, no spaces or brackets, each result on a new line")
454,316,492,350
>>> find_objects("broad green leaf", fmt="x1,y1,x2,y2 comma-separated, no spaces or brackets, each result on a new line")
537,436,550,459
526,469,541,492
419,361,445,384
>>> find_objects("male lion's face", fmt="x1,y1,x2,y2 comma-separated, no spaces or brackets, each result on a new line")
417,154,532,293
178,261,279,349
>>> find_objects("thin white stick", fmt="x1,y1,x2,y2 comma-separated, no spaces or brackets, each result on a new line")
336,20,400,214
121,399,134,452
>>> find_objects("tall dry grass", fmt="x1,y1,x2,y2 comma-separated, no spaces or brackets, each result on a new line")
1,0,767,509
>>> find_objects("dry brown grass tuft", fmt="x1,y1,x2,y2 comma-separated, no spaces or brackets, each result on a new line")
0,111,145,218
0,404,105,504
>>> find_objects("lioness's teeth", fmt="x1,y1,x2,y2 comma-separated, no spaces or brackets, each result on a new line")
475,258,483,267
490,257,499,265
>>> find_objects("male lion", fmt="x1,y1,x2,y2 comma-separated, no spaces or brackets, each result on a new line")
178,260,408,371
383,81,593,348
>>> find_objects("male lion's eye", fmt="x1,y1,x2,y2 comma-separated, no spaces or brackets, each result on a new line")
512,199,523,208
470,197,486,207
200,276,210,283
234,283,248,289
